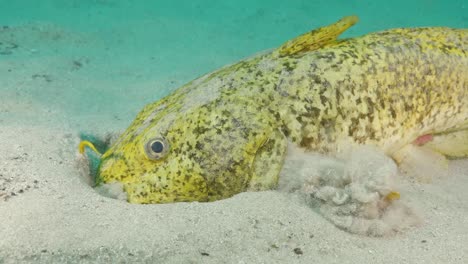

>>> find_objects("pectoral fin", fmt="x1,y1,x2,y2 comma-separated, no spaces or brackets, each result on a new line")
393,144,449,182
393,128,468,182
424,129,468,159
278,15,358,57
249,128,287,191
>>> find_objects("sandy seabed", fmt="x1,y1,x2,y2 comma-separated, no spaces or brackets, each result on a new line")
1,125,467,263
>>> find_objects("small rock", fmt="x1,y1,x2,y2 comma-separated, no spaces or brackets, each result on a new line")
293,248,303,255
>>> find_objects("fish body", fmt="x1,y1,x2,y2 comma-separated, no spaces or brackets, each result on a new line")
94,17,467,203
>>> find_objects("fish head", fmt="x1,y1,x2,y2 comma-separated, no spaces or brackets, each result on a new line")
97,97,287,203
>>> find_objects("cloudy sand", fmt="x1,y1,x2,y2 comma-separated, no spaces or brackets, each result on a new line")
1,1,467,263
1,125,467,263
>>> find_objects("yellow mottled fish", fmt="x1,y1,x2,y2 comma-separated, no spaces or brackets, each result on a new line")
81,16,467,204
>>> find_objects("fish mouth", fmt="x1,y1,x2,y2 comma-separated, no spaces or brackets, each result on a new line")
80,146,134,202
94,158,104,186
78,133,111,186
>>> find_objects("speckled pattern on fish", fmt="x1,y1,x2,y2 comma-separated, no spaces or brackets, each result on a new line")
93,16,467,204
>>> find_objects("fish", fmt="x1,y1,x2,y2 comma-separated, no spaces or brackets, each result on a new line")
80,16,467,204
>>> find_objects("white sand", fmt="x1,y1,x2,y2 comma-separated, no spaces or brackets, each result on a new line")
1,125,468,263
1,2,467,263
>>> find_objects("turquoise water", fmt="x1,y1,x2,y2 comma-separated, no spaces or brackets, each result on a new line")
0,0,466,130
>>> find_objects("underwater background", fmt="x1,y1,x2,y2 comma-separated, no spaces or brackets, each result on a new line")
1,1,467,263
1,0,466,131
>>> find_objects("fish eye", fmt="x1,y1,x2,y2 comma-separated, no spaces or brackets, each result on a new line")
144,137,169,160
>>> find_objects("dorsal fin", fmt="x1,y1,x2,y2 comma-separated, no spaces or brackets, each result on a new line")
278,16,359,57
